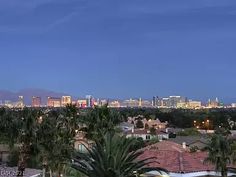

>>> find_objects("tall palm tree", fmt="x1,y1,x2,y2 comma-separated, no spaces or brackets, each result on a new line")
37,106,78,177
79,105,122,142
17,108,41,177
53,105,78,176
37,111,58,177
72,132,156,177
205,134,236,177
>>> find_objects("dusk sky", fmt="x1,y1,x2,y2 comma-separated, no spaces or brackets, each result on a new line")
0,0,236,100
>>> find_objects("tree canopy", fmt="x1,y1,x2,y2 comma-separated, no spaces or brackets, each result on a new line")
73,132,156,177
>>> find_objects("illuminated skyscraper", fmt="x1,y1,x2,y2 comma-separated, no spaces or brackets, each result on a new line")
86,95,93,108
61,96,72,106
77,99,87,108
207,97,220,108
109,100,121,108
123,98,139,107
139,98,142,107
152,96,158,107
169,96,187,108
17,96,24,108
47,97,61,107
32,96,41,107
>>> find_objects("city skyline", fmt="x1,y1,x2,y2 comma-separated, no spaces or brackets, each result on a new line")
0,88,235,105
1,0,236,99
1,91,235,109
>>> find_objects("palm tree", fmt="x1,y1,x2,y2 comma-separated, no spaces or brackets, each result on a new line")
37,106,78,177
205,134,236,177
17,108,40,177
79,105,122,142
37,110,58,177
72,132,157,177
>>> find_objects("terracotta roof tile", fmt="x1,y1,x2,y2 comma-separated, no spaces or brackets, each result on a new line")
138,141,216,173
142,141,187,152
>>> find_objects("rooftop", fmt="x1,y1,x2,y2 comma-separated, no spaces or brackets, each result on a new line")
126,129,168,135
168,136,209,146
139,141,215,173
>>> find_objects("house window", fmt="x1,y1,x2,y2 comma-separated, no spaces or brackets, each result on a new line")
78,144,86,152
146,135,151,140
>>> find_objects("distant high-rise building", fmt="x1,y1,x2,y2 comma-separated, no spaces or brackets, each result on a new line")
187,101,202,109
47,97,61,107
61,96,72,106
162,98,169,107
177,102,187,108
123,98,139,107
142,100,152,107
169,96,187,108
109,100,121,108
86,95,93,108
77,99,87,108
100,99,108,106
152,96,157,107
139,98,142,107
5,100,13,108
231,103,236,108
32,96,41,107
156,96,187,108
156,97,163,107
17,96,24,108
207,97,220,108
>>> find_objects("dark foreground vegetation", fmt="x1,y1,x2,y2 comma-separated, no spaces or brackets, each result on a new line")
119,108,236,129
0,106,236,177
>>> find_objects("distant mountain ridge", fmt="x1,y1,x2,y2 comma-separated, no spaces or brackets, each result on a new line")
0,88,70,105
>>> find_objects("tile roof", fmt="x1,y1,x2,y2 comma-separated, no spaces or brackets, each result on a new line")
141,141,187,152
138,141,215,173
168,136,209,146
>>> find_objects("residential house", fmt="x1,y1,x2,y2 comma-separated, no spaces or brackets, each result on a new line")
74,131,94,153
126,129,169,141
127,115,168,129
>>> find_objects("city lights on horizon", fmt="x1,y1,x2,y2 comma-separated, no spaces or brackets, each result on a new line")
0,94,236,109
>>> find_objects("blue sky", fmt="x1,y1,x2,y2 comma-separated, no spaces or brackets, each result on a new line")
0,0,236,100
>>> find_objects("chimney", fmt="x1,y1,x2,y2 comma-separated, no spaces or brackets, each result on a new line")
182,142,186,149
